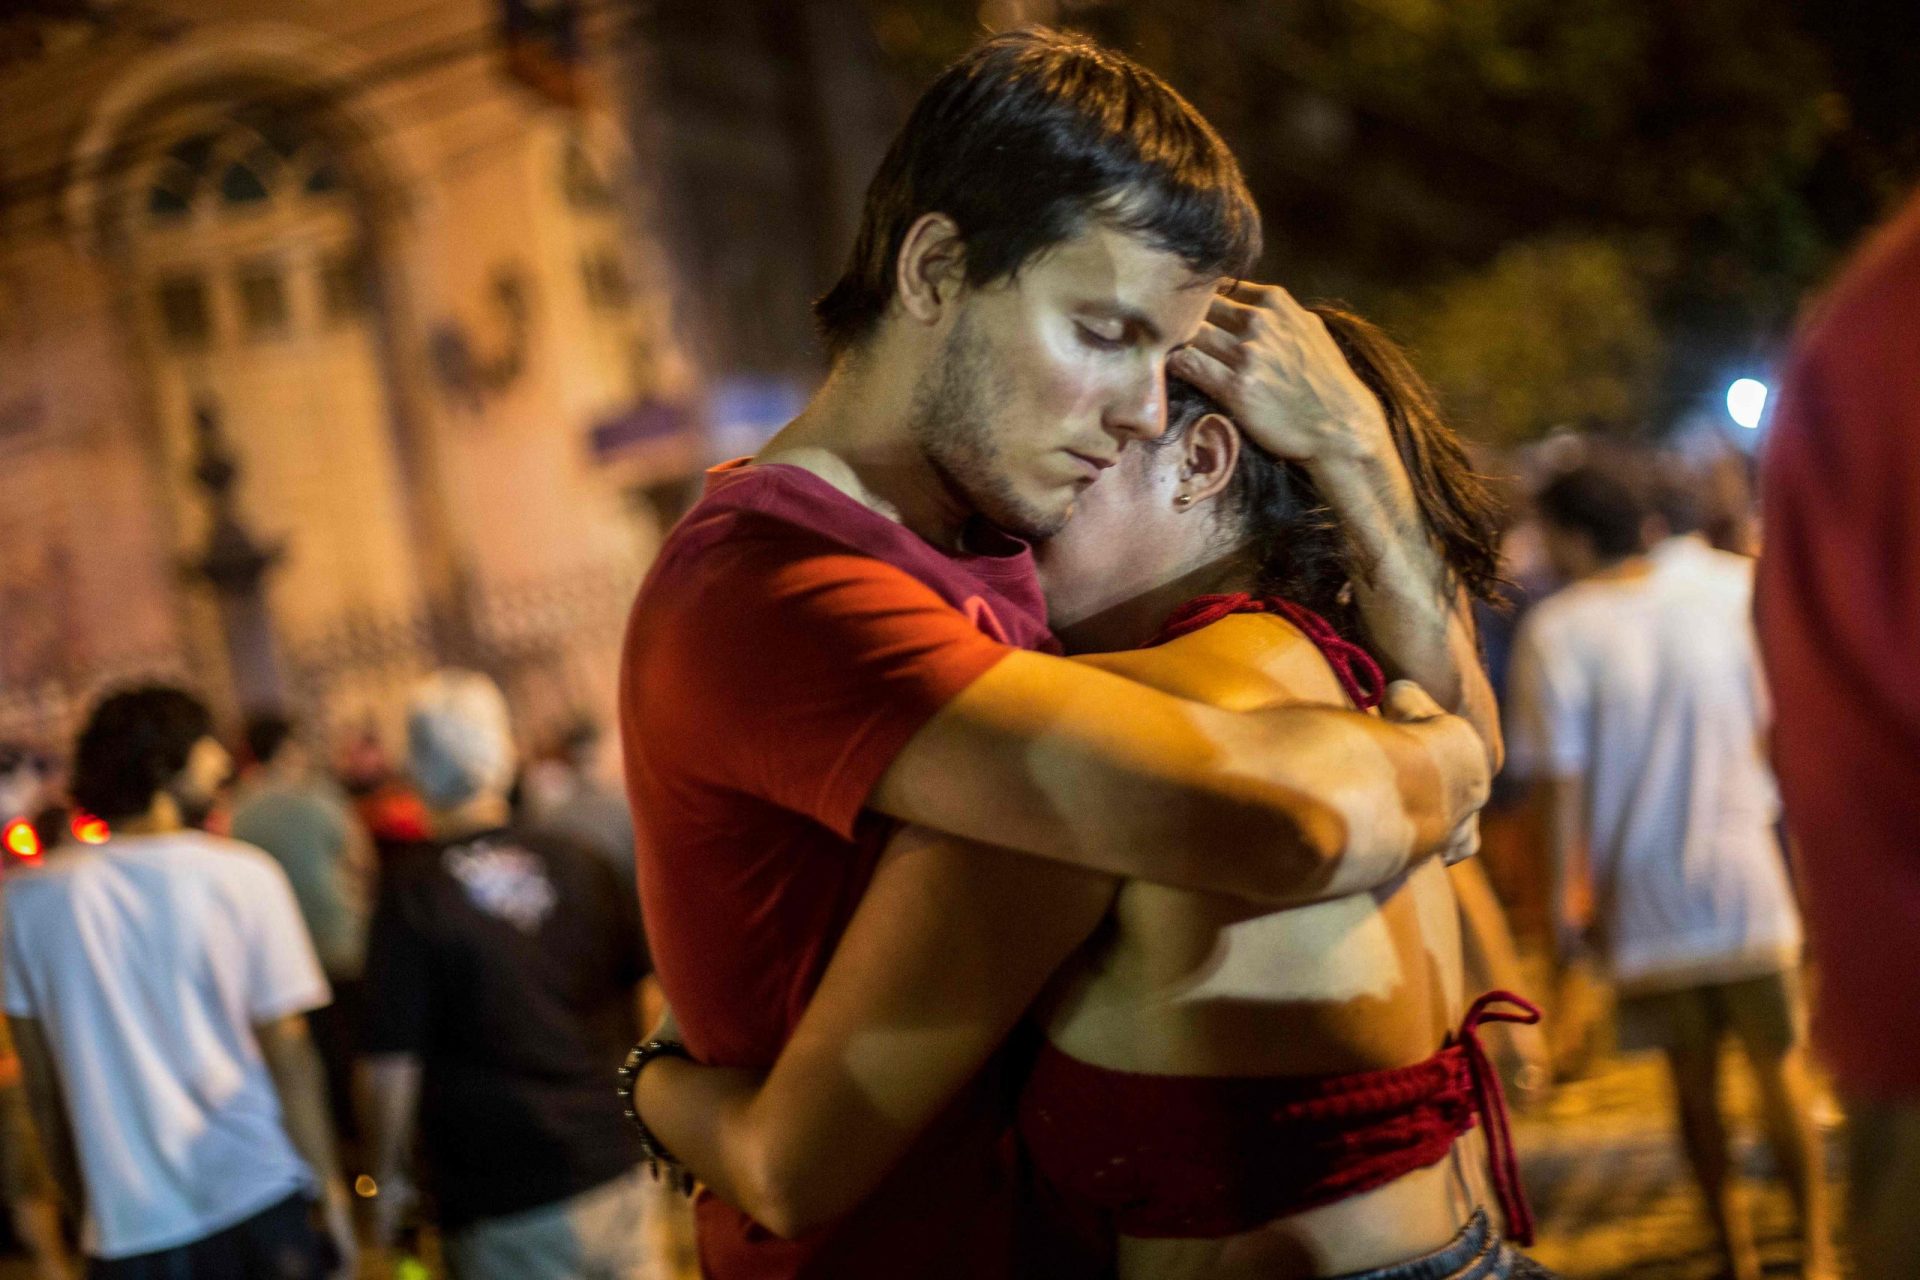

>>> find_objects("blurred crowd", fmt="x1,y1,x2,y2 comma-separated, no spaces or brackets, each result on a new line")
2,176,1917,1278
1483,439,1829,1280
0,434,1813,1280
0,681,678,1280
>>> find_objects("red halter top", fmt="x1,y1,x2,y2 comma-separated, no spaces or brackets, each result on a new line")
1018,595,1538,1245
1018,992,1541,1243
1151,592,1387,710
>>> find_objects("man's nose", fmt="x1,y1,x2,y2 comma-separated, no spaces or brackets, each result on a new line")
1106,364,1168,442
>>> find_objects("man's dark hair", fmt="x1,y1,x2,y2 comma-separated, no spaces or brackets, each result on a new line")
814,27,1261,356
1535,462,1648,562
242,710,297,768
1646,453,1706,537
70,685,213,822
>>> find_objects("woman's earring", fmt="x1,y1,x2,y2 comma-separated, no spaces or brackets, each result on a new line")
1175,494,1193,508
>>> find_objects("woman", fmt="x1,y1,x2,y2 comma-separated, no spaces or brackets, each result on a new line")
630,303,1551,1279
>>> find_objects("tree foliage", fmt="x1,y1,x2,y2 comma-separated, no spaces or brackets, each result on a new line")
857,0,1916,443
1387,237,1660,446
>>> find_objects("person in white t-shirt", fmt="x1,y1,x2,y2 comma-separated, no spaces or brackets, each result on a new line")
3,686,354,1278
1506,460,1832,1280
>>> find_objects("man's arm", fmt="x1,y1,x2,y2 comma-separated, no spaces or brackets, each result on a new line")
1531,774,1590,971
256,1015,344,1189
638,639,1452,1236
872,660,1486,907
257,1016,354,1275
355,860,430,1254
7,1017,81,1212
1449,859,1551,1102
356,1054,423,1247
637,829,1116,1237
1450,857,1533,1001
1500,599,1605,1081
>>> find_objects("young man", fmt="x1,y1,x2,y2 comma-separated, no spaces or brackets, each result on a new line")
232,712,373,989
0,746,76,1280
3,686,352,1278
621,29,1494,1277
232,710,375,1149
359,670,655,1280
1507,463,1833,1280
1757,182,1920,1280
519,716,637,894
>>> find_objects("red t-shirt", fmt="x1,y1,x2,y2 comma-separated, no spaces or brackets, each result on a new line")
619,461,1057,1278
1756,187,1920,1099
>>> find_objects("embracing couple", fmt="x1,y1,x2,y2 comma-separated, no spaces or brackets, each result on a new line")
618,28,1552,1280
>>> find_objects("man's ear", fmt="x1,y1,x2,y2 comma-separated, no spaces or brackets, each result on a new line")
895,213,967,327
1181,412,1242,505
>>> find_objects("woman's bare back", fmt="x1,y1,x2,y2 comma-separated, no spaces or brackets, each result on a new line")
1049,613,1478,1277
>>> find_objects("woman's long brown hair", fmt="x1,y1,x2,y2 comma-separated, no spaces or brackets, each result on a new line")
1159,304,1505,636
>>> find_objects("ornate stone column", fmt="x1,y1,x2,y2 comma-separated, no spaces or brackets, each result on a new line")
184,400,288,711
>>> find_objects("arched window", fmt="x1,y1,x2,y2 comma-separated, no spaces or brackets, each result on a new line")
144,106,347,225
137,105,364,349
122,95,423,640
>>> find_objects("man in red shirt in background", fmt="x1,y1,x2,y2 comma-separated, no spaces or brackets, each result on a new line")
1757,185,1920,1280
620,29,1494,1278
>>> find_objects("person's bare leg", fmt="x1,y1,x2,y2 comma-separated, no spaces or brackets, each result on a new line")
1748,1042,1837,1280
1663,1042,1760,1280
11,1197,75,1280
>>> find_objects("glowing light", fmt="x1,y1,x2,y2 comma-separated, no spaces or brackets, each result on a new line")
1727,378,1769,430
3,819,39,860
71,813,109,845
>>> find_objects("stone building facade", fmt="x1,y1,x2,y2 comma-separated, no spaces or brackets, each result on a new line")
0,0,717,755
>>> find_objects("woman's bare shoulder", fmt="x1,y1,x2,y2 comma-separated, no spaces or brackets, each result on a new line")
1072,614,1346,711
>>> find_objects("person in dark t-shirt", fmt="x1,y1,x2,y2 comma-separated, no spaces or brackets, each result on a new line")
361,670,653,1280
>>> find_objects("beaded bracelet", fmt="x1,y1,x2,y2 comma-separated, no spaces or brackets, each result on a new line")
617,1038,696,1191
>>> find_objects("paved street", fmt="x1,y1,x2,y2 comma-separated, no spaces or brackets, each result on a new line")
593,1046,1855,1280
1518,1050,1847,1278
0,1049,1842,1279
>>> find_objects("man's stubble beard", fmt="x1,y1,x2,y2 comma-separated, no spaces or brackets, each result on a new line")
907,311,1072,543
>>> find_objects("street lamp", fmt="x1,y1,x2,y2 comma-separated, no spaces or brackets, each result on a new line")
1726,378,1769,431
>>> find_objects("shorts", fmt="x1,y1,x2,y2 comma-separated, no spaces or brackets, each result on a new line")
87,1193,333,1280
1614,969,1800,1058
1330,1211,1558,1279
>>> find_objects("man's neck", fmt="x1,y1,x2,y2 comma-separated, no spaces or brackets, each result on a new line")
428,794,512,842
1585,555,1655,584
261,755,307,788
115,796,183,837
756,347,975,552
